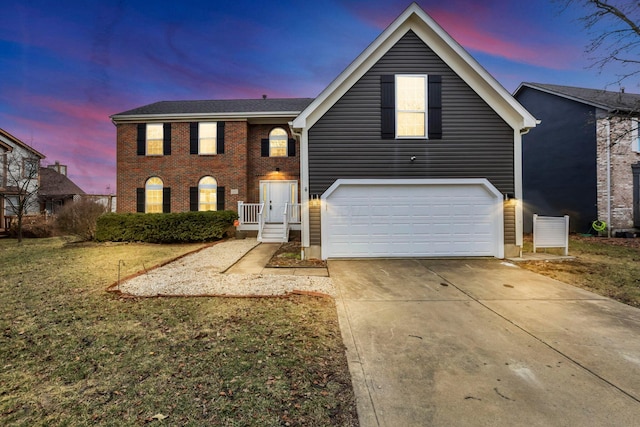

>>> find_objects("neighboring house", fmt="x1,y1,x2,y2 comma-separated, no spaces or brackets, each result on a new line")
0,128,45,233
112,3,536,258
39,163,86,214
514,82,640,234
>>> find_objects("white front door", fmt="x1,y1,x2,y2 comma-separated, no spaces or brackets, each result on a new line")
260,181,298,223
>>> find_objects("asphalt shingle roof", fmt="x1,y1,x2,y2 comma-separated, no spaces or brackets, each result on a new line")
112,98,315,117
521,82,640,112
39,168,85,197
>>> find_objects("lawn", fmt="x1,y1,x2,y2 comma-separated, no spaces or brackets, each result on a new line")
520,235,640,308
0,237,357,426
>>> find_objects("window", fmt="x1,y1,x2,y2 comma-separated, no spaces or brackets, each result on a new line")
633,119,640,153
198,176,217,211
269,127,288,157
396,75,427,138
145,177,163,213
199,123,217,154
146,124,164,155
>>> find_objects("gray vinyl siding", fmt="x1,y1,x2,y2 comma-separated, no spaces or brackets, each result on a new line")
308,30,515,245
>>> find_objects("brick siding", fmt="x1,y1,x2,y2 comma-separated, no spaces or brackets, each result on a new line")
596,117,640,231
116,121,299,213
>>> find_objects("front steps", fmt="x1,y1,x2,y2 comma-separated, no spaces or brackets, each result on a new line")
259,223,288,243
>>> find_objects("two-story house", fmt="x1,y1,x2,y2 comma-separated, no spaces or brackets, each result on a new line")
110,98,313,241
0,128,45,233
113,4,536,259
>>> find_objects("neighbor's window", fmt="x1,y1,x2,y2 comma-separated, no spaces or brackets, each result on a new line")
199,122,217,154
396,75,427,138
145,177,163,213
198,176,217,211
269,127,288,157
146,123,164,155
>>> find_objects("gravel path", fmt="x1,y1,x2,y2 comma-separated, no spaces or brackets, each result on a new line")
117,238,334,297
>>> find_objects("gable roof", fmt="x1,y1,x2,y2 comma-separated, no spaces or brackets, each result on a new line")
515,82,640,113
111,98,315,123
39,167,85,197
0,128,46,159
292,2,537,132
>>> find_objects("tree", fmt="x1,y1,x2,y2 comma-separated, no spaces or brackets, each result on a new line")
2,150,41,242
561,1,640,86
55,198,107,241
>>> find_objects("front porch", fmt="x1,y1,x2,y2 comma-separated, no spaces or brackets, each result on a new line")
237,202,301,243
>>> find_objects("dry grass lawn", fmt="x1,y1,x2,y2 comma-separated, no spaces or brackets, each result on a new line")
0,237,357,426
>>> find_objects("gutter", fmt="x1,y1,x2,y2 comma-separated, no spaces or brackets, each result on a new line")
110,111,305,125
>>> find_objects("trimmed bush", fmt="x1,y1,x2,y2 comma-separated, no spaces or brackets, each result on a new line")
95,210,238,243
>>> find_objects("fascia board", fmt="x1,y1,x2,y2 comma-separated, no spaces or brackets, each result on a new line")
515,82,616,112
0,129,46,159
110,111,303,124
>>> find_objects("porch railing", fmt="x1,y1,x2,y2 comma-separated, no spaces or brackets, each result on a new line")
237,202,263,224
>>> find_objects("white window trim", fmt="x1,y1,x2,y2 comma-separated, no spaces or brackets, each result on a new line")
199,122,217,155
198,176,218,211
145,177,163,213
395,74,428,139
269,127,288,157
146,123,164,156
632,118,640,153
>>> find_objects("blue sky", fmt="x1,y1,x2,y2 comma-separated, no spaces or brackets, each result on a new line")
1,0,637,193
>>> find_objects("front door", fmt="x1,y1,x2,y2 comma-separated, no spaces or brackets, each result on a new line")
260,181,297,223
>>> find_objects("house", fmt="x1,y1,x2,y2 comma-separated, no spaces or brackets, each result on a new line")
292,3,536,259
39,163,86,214
0,128,45,233
112,3,536,258
514,82,640,235
110,98,313,242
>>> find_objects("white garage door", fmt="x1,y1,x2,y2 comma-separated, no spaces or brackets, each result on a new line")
321,179,504,259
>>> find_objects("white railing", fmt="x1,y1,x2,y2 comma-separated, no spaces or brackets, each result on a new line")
257,203,265,241
288,203,301,224
237,201,262,224
283,203,290,242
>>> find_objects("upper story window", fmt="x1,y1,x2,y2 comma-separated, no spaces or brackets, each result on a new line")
199,123,217,154
269,128,288,157
190,122,224,155
145,177,163,213
198,176,217,211
146,124,164,155
633,119,640,153
22,157,39,178
396,75,427,138
381,74,441,140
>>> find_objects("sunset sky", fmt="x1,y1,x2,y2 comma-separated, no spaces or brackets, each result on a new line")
1,0,637,193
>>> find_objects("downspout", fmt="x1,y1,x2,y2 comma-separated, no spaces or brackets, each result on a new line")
606,118,612,238
288,123,307,260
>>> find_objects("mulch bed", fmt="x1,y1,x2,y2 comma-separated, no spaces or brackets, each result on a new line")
266,240,326,268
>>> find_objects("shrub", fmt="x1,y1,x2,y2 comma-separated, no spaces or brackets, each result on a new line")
55,199,108,241
8,215,55,238
95,210,238,243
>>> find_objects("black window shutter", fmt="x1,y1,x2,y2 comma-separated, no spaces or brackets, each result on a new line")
261,139,269,157
137,124,146,155
287,138,296,157
217,122,225,154
216,186,225,211
162,187,171,213
163,123,171,155
189,186,198,211
381,75,395,139
136,188,145,212
190,123,198,154
428,75,442,139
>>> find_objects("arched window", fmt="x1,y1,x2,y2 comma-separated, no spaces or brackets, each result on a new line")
269,127,288,157
199,176,217,211
145,177,163,213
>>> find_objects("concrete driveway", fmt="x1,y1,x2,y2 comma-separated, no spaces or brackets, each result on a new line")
329,259,640,426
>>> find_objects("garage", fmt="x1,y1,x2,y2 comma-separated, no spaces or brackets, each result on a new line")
320,179,504,259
